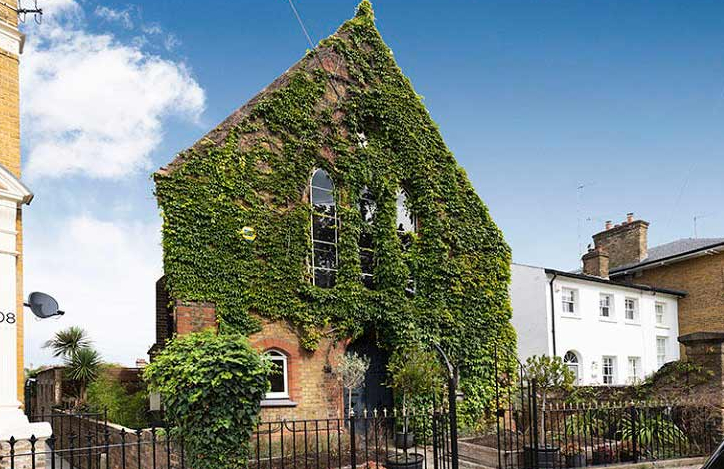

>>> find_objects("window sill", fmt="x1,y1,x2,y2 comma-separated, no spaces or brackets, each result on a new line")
624,321,641,326
560,314,581,320
655,324,669,329
599,318,617,323
261,399,298,408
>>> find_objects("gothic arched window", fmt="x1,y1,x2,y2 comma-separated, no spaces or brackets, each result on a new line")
395,189,416,235
359,187,376,288
310,169,337,288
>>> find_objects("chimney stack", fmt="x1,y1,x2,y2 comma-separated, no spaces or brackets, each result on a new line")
592,214,649,270
582,247,610,278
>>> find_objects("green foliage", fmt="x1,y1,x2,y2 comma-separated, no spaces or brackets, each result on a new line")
336,352,370,414
144,331,271,469
387,345,445,406
87,373,149,429
525,355,575,399
43,326,91,358
155,0,514,425
619,411,687,455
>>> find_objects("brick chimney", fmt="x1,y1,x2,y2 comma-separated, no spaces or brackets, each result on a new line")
592,213,649,270
582,247,610,278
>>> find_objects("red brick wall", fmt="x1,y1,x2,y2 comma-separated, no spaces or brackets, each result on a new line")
249,319,345,421
174,301,217,335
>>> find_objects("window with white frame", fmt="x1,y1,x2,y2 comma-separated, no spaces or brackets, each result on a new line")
625,298,638,321
656,337,668,368
599,294,614,318
359,187,376,289
655,302,666,325
310,169,338,288
265,350,289,399
627,356,641,383
602,356,615,385
561,288,577,315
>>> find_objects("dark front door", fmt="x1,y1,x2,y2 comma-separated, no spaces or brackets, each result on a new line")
345,335,393,416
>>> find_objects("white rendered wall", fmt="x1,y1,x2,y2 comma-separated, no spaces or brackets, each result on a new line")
511,263,680,386
511,264,552,359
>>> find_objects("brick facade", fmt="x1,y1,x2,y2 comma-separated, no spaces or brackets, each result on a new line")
630,253,724,350
592,217,649,270
161,297,346,421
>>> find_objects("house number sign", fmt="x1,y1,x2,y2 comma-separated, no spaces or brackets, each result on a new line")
0,311,16,324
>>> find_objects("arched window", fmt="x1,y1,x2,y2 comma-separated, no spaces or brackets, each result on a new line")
310,169,338,288
265,349,289,399
359,187,376,288
564,351,580,385
395,189,416,235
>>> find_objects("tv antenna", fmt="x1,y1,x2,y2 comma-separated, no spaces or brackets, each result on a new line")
576,182,596,256
693,213,714,239
17,0,43,24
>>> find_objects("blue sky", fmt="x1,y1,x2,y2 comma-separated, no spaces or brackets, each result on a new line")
18,0,724,365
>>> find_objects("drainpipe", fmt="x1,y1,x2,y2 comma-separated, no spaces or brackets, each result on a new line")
549,273,558,357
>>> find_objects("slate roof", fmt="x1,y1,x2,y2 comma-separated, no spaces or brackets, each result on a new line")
610,238,724,274
544,268,687,297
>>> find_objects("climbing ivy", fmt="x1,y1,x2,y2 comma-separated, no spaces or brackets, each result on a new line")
155,0,516,426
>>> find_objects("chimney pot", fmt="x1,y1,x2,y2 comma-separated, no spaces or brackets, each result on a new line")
605,220,613,230
626,212,634,223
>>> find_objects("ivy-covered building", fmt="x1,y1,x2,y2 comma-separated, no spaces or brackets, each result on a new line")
152,1,514,423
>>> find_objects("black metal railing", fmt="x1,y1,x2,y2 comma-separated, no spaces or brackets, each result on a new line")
496,397,719,469
3,409,455,469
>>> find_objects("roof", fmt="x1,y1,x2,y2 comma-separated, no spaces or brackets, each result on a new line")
543,268,687,297
610,238,724,274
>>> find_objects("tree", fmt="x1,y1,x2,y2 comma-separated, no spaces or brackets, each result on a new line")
336,352,370,417
43,326,91,358
525,355,575,444
65,346,102,402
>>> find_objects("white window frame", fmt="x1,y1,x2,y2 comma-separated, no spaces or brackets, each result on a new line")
563,351,580,384
656,337,668,369
265,349,290,399
561,288,577,315
602,356,615,385
655,302,666,326
310,169,338,288
627,356,641,383
599,293,614,319
624,297,638,322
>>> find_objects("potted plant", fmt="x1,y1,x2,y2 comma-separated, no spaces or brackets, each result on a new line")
523,355,575,468
386,345,444,451
561,443,585,468
591,444,615,465
336,352,370,418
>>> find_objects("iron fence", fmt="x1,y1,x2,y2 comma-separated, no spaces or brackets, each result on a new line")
2,409,455,469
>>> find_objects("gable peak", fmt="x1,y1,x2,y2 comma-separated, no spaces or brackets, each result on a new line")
355,1,375,22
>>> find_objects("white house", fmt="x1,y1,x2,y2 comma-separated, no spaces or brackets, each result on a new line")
511,263,684,386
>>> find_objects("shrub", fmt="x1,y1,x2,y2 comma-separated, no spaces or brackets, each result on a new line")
144,330,271,469
87,373,149,429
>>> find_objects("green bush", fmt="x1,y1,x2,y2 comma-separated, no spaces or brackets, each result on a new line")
87,373,149,429
144,331,271,469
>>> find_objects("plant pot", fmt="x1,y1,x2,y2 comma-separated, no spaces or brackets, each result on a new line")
385,452,424,469
592,449,614,465
395,432,415,449
565,453,586,468
523,446,560,469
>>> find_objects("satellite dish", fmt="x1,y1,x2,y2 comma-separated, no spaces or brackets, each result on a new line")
25,292,64,319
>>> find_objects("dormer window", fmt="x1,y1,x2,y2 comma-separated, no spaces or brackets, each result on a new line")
310,169,337,288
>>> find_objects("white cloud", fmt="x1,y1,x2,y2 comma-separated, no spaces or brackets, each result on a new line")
94,6,134,29
24,215,162,367
21,0,205,179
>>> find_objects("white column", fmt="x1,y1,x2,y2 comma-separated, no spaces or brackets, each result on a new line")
0,199,49,440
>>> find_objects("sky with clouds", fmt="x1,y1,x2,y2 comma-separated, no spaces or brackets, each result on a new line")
18,0,724,366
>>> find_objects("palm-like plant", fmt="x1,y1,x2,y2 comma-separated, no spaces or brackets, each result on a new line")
65,347,102,402
620,410,687,457
43,326,91,358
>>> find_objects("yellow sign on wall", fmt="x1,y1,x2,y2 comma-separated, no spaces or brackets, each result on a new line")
241,226,256,242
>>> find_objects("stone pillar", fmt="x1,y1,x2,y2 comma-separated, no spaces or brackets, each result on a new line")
678,331,724,437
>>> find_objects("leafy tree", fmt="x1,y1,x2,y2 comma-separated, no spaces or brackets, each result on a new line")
43,326,91,358
65,347,102,402
525,355,575,443
335,352,370,416
144,330,271,469
87,373,149,429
